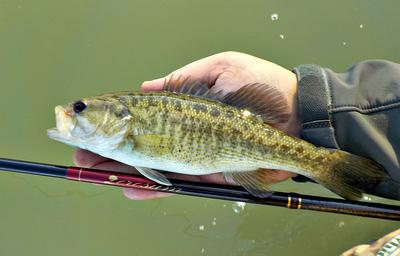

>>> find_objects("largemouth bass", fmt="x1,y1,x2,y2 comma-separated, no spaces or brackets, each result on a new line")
48,79,388,200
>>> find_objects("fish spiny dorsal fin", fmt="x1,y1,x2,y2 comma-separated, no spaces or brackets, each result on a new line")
164,77,289,124
163,76,225,100
221,83,290,124
163,76,207,95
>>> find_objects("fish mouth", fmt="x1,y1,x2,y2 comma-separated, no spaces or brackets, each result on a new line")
47,105,76,143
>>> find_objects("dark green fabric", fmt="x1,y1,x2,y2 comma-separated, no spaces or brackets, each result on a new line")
294,65,339,149
294,60,400,199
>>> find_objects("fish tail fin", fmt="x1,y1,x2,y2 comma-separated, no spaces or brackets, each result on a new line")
313,150,388,200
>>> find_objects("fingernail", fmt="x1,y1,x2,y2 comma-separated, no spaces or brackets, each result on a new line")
123,188,141,200
142,78,163,84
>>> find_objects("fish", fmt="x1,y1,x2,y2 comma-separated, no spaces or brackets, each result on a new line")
47,78,389,200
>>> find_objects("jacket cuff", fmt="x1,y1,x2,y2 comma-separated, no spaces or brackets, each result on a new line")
293,65,339,149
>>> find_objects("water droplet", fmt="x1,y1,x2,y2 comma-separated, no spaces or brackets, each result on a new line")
279,34,285,40
201,248,205,254
359,24,364,29
342,42,347,46
271,13,279,21
199,225,205,231
233,202,246,214
363,195,372,201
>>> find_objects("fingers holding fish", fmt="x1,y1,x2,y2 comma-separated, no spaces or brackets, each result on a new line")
73,149,109,168
73,148,296,200
123,173,229,200
140,51,265,93
122,169,295,200
53,72,306,200
139,51,300,137
141,52,236,93
73,149,230,200
123,187,171,200
50,51,392,201
73,149,140,174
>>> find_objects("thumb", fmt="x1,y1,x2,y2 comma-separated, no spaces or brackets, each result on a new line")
141,77,166,92
141,53,225,92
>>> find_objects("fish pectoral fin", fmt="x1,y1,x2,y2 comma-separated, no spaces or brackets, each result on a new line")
224,169,279,198
135,166,172,186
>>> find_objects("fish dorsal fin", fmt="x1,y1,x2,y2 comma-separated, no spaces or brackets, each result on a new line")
164,77,289,124
221,83,290,124
164,76,224,100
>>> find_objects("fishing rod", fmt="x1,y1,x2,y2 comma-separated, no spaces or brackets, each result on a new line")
1,157,400,221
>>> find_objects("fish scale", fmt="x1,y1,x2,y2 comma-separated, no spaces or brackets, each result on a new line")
48,82,390,200
124,93,323,172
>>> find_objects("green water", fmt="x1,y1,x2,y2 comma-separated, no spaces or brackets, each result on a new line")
1,1,400,255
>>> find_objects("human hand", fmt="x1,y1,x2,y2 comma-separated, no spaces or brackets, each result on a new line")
73,51,300,200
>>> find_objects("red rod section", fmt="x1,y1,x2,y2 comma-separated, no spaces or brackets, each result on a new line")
66,167,183,193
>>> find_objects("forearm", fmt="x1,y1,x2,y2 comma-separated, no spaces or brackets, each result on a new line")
294,60,400,199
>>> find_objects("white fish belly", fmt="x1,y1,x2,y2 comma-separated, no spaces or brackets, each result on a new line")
98,146,263,175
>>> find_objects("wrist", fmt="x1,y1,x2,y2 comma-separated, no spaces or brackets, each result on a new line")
293,65,339,148
285,72,301,136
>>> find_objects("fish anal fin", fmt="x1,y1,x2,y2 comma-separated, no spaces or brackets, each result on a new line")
135,166,171,186
224,169,279,198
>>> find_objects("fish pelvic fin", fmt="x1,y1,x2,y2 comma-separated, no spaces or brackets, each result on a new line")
135,166,172,186
164,76,290,124
224,169,281,198
313,150,388,201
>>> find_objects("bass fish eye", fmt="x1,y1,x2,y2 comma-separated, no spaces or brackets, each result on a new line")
73,101,87,113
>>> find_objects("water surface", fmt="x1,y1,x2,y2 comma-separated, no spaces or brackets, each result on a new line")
1,1,400,255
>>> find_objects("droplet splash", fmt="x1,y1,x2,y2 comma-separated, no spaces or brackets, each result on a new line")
271,13,279,21
233,202,246,214
199,225,205,231
211,217,217,226
279,34,285,40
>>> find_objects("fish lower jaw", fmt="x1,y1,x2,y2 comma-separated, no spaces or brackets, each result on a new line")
47,127,80,147
47,128,70,140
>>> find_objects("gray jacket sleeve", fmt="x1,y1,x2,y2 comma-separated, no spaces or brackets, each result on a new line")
294,60,400,199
